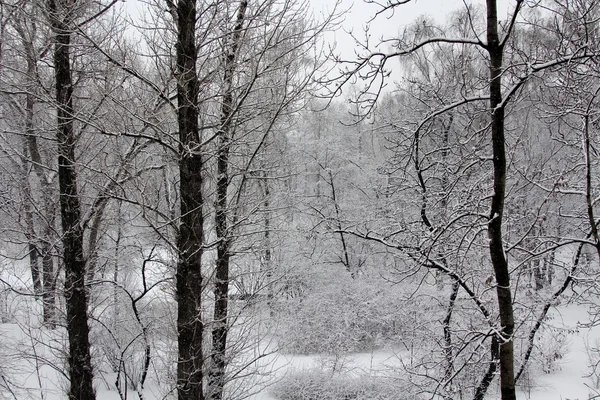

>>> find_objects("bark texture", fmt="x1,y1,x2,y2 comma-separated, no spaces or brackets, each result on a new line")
209,2,247,399
47,0,96,397
174,0,205,398
486,1,516,399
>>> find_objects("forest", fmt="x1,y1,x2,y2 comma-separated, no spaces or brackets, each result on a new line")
0,0,600,399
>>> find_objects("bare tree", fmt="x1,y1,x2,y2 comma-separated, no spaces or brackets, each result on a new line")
170,0,206,398
46,0,96,396
326,1,600,399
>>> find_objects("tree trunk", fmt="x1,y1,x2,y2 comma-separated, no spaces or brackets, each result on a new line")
47,0,96,397
442,279,459,397
174,0,205,399
262,172,274,313
474,336,500,400
41,241,56,328
86,202,106,282
533,259,544,291
21,144,41,295
327,169,355,278
209,2,247,399
16,21,42,297
486,1,516,399
23,41,57,324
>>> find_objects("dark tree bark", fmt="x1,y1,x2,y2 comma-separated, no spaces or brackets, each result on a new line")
209,2,247,399
47,0,96,397
41,241,57,327
326,168,355,278
261,172,274,312
474,336,500,400
21,141,41,295
23,56,42,297
442,279,459,393
486,1,516,399
583,112,600,260
174,0,205,399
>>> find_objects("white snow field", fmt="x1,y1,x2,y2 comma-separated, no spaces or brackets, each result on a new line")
1,299,600,399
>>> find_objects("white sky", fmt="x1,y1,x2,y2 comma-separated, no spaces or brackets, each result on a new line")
314,0,513,58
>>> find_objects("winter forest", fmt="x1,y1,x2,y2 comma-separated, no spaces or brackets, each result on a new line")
4,0,600,399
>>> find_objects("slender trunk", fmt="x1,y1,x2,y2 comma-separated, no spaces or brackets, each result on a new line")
21,141,41,295
112,233,123,395
25,210,41,294
41,240,56,328
23,46,57,322
442,279,459,396
129,240,152,396
583,112,600,259
415,124,433,231
86,200,106,282
211,209,230,400
112,242,119,341
22,80,42,296
17,21,42,296
440,116,451,208
47,0,96,397
533,259,544,291
473,336,500,400
486,1,516,399
174,0,205,398
436,116,453,289
209,3,247,399
262,172,273,313
327,169,354,278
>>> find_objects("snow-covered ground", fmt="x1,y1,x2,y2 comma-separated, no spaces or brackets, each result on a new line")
2,296,600,399
512,303,600,400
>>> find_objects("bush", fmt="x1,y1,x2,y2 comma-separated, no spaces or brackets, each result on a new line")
534,325,570,374
274,276,410,354
270,368,408,400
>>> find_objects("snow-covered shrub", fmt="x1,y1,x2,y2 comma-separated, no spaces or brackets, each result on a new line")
534,325,571,374
274,275,409,354
270,368,408,400
585,336,600,389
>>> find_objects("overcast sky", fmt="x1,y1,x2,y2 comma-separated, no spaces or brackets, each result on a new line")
315,0,513,57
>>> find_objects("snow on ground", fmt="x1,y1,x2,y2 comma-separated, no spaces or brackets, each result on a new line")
249,303,600,400
513,303,600,400
2,298,600,399
246,347,406,400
